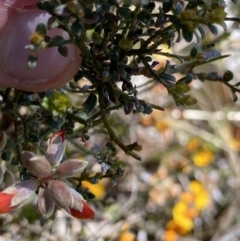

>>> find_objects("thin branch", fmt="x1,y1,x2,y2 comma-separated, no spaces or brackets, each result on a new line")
98,87,141,161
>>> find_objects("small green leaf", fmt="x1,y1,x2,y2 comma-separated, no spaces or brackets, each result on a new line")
36,23,47,37
181,95,197,106
71,20,83,35
172,82,190,94
124,102,134,115
162,0,173,13
11,156,20,166
190,44,200,57
182,26,193,42
137,10,153,25
117,7,132,19
174,2,184,15
47,36,66,47
58,46,68,57
119,38,132,50
197,26,206,40
207,24,218,35
83,94,97,114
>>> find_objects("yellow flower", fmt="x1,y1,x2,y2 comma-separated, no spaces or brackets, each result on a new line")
172,201,194,234
189,181,210,211
192,149,214,167
82,180,106,199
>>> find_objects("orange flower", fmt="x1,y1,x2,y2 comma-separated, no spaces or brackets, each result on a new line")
164,229,178,241
186,138,201,152
119,231,136,241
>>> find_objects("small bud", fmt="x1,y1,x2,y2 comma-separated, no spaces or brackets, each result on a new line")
223,70,234,82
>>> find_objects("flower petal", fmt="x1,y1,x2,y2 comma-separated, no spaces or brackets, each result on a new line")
0,192,15,214
70,202,95,219
3,180,39,208
46,132,67,167
48,180,73,212
55,159,88,178
21,151,52,178
37,188,55,218
68,186,85,212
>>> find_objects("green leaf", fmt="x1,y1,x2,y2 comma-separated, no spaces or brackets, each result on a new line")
11,156,20,166
207,24,218,35
117,7,132,19
182,26,193,42
162,0,173,13
174,2,184,15
137,10,153,25
58,46,68,57
197,26,206,40
47,36,66,47
119,38,132,50
190,44,200,57
36,23,47,37
172,82,190,94
71,20,83,35
83,94,97,114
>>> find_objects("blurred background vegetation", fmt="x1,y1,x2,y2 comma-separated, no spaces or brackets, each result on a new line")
1,0,240,240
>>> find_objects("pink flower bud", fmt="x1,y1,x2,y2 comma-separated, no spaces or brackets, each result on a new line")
46,132,67,167
55,159,88,178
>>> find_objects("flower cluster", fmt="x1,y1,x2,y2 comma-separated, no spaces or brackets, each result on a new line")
0,131,94,219
164,181,210,240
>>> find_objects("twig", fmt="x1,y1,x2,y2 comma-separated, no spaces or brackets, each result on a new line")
98,87,141,161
